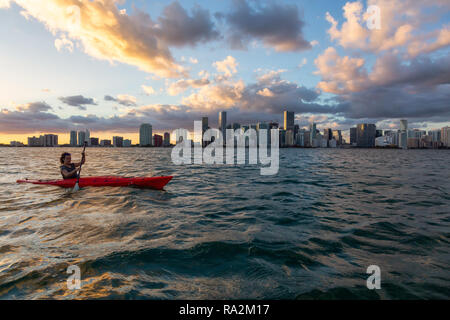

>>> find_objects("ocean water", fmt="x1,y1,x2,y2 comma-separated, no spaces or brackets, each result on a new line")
0,147,449,299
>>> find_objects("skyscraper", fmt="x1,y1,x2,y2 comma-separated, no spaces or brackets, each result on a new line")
350,127,357,145
202,117,208,133
399,119,408,149
441,127,450,147
139,123,152,146
356,124,376,147
78,131,86,146
219,111,227,142
400,119,408,132
164,132,171,147
70,131,77,147
85,129,91,146
284,111,294,131
309,122,317,146
113,136,123,147
332,130,343,145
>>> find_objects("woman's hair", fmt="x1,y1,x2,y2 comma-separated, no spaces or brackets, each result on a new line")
60,152,71,164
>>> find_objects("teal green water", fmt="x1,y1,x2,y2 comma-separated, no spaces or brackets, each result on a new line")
0,147,449,299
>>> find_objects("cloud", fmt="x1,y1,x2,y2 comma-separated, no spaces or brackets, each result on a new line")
325,0,450,56
59,95,97,110
54,35,74,52
213,56,238,77
225,0,312,52
141,85,156,96
167,78,210,96
155,1,220,47
16,101,53,113
104,94,137,106
314,47,367,94
7,0,188,78
314,47,450,120
0,0,11,9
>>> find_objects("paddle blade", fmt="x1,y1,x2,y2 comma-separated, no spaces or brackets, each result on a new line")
73,183,80,192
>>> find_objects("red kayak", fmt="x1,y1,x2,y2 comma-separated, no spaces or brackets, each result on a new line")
17,176,173,190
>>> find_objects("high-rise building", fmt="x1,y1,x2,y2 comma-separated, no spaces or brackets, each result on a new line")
332,130,343,145
139,123,152,146
350,127,357,145
400,120,408,132
323,128,333,141
43,134,58,147
85,129,91,146
89,137,99,146
163,132,171,147
78,131,86,146
284,111,295,131
113,136,123,147
441,127,450,147
309,123,317,146
153,134,163,147
202,117,209,133
285,130,294,147
70,131,77,147
356,123,376,147
218,111,227,141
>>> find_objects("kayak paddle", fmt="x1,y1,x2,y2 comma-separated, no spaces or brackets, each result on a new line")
73,141,87,192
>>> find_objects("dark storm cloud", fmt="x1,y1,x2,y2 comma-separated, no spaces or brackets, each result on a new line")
155,1,220,47
335,55,450,120
224,0,312,52
59,95,97,110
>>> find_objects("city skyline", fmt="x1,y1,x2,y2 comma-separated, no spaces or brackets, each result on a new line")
5,111,450,149
0,0,449,145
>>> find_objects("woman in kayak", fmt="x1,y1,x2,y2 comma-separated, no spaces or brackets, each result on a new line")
60,152,85,179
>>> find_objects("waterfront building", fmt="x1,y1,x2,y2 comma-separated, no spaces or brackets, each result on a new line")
400,119,408,132
113,136,123,147
441,127,450,147
219,111,227,142
356,123,376,147
350,127,357,145
10,141,24,147
285,130,294,147
332,130,343,145
296,130,305,147
70,131,77,147
89,137,99,146
100,140,111,147
153,134,163,147
309,123,317,146
164,132,170,147
139,123,152,146
78,131,86,146
123,139,132,147
323,128,333,141
85,129,90,146
407,138,419,149
284,111,295,131
279,129,286,147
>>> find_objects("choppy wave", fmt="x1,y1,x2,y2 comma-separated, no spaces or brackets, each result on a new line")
0,147,449,299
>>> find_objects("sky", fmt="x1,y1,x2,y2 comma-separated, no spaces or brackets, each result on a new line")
0,0,449,144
